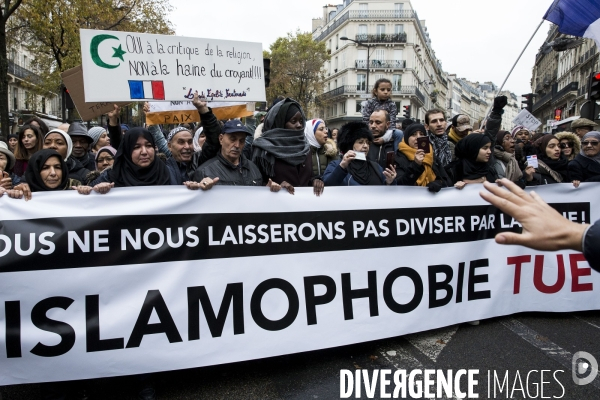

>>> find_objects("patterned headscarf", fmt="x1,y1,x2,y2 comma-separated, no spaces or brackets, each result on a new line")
304,119,324,148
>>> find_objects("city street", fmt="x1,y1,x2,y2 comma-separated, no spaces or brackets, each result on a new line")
3,310,600,399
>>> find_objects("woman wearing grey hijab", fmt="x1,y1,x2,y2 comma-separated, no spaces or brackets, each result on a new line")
568,131,600,182
252,98,312,191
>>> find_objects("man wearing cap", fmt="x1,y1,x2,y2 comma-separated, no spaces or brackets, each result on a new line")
67,122,96,170
447,114,473,161
571,118,598,139
190,120,265,188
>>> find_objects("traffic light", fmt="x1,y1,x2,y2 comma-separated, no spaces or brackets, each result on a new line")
521,93,534,111
62,85,74,110
554,108,562,121
402,105,410,119
588,72,600,101
263,58,271,88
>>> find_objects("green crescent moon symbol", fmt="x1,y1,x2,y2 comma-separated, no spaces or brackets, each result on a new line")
90,34,121,69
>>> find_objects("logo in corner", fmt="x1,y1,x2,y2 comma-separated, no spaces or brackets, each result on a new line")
90,34,126,69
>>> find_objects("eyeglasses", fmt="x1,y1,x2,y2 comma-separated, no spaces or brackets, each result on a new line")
97,156,114,163
559,142,574,149
582,141,600,147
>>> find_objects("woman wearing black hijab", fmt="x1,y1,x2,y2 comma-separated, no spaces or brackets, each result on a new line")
25,149,79,191
527,134,579,187
446,134,498,188
252,98,312,191
90,128,171,188
323,121,396,186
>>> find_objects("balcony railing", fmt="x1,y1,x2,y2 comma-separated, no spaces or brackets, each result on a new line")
354,32,407,43
320,85,425,101
355,59,406,69
552,81,578,102
532,91,554,113
350,10,415,19
314,9,427,44
7,60,41,84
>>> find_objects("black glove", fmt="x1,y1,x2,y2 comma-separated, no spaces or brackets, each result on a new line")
493,96,508,112
427,181,443,193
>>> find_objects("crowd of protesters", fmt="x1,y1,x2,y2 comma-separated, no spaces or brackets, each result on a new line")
1,86,600,400
1,91,599,203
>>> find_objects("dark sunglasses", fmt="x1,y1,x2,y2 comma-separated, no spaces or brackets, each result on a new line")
559,142,574,149
582,141,600,147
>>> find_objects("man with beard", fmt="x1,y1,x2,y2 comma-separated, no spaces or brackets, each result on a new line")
367,109,400,168
424,109,452,167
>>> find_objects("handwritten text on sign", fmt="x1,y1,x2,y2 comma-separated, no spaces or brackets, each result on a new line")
79,29,266,103
512,109,542,131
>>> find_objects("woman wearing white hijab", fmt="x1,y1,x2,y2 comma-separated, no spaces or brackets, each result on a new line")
304,118,338,196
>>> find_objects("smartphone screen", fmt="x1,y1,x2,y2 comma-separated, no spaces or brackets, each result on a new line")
386,151,395,169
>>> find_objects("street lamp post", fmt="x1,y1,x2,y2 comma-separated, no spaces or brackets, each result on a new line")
340,36,376,94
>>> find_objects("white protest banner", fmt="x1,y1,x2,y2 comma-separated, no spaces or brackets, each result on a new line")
512,109,542,131
0,184,598,385
145,101,253,125
79,29,266,103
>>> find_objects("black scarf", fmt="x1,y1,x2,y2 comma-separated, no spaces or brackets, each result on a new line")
252,99,309,177
25,149,70,192
108,128,171,187
536,134,570,181
347,160,383,185
455,134,497,181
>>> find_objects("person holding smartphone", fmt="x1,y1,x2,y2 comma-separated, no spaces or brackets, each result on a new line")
394,123,452,192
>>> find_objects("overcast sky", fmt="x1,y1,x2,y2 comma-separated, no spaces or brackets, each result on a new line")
169,0,555,97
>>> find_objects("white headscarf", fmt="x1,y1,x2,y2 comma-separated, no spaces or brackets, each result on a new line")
304,119,324,148
193,127,204,152
45,129,73,160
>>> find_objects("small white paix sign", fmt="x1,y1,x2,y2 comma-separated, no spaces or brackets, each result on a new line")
512,109,542,131
79,29,266,103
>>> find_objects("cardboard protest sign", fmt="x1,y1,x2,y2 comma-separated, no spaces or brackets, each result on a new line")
146,101,253,125
79,29,266,103
61,66,130,121
512,109,542,131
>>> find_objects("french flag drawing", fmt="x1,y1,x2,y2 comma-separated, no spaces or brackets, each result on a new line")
128,80,165,100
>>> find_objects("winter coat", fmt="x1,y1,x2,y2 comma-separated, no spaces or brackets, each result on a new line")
584,220,600,272
368,140,396,169
66,157,91,184
394,150,452,187
554,132,581,162
322,160,396,186
311,139,339,181
568,154,600,182
194,153,263,186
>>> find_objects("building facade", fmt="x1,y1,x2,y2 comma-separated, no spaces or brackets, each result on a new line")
530,25,599,131
312,0,448,128
7,44,61,132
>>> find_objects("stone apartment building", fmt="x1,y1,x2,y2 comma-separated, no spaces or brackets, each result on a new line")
311,0,519,131
7,44,61,132
312,0,449,128
530,25,599,131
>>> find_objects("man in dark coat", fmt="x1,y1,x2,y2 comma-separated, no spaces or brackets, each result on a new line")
192,120,263,187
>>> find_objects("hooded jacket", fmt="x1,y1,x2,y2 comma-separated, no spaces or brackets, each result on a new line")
554,132,581,162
